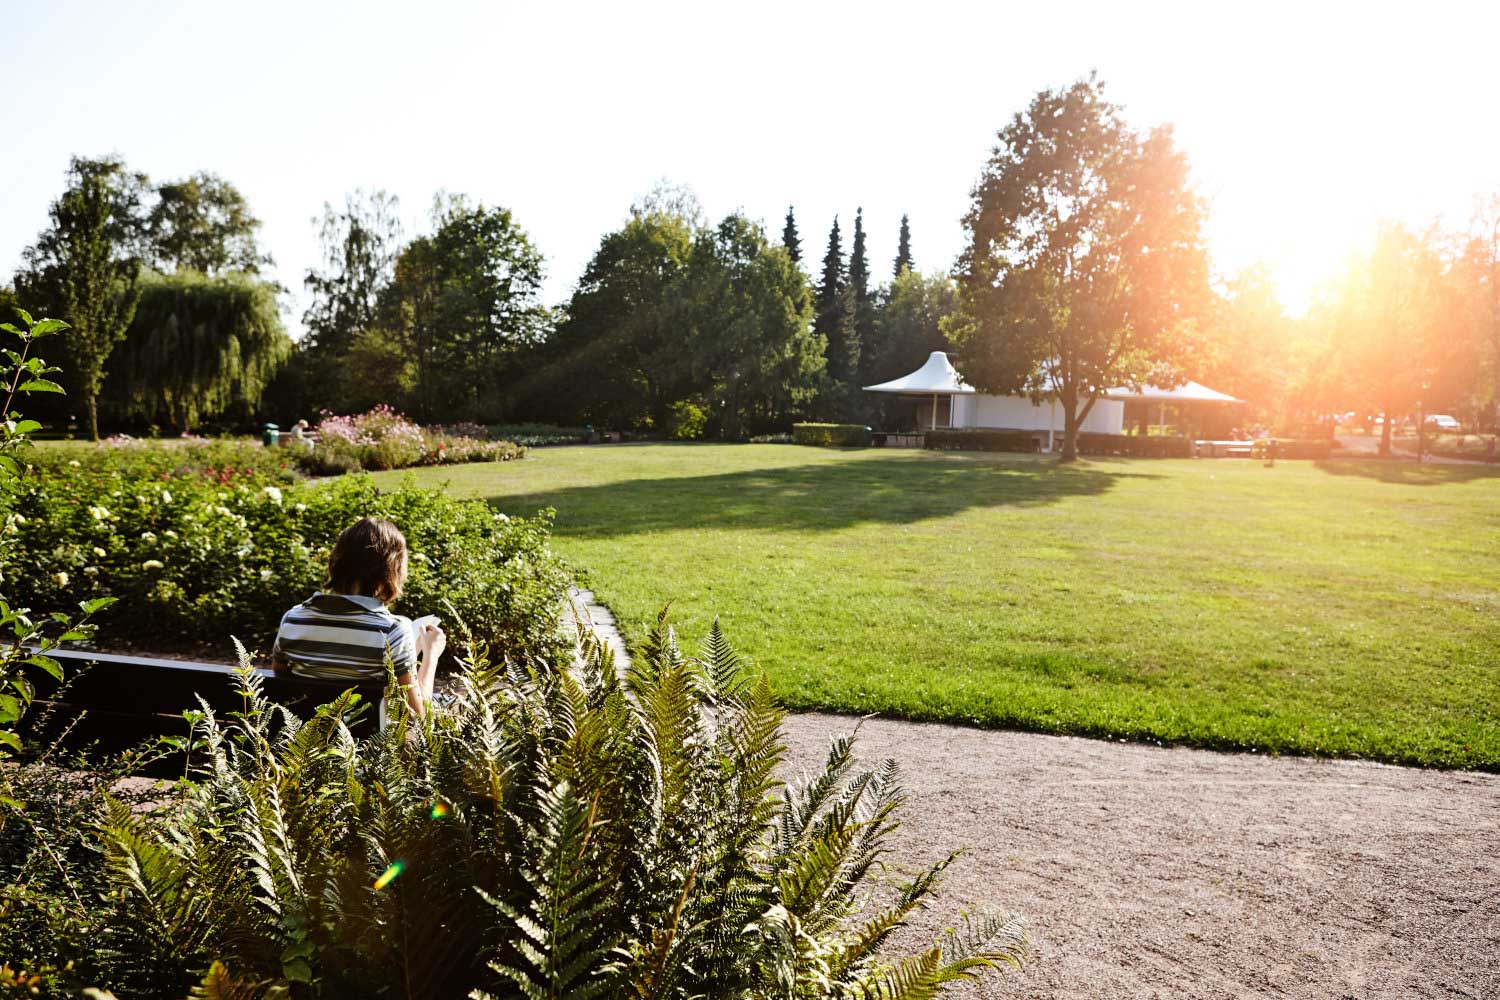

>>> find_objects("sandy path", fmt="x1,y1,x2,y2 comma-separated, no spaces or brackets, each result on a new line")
780,712,1500,1000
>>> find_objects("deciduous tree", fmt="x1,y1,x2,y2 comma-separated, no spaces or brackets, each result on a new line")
14,155,149,440
103,270,291,432
147,171,272,276
947,77,1210,460
676,214,822,437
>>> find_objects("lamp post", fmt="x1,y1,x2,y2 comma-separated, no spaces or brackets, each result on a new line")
1416,377,1430,464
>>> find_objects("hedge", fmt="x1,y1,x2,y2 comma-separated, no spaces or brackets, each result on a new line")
1076,433,1194,458
923,429,1040,453
792,423,872,447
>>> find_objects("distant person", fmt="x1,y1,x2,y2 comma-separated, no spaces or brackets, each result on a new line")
290,418,311,447
271,517,446,725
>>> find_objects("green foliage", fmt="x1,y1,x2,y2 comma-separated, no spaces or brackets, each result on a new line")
103,271,292,433
674,215,824,438
947,75,1210,461
666,400,707,440
301,191,403,363
29,438,299,483
893,215,913,278
147,172,272,276
0,472,568,655
923,429,1037,453
19,617,1021,997
867,269,957,387
781,206,802,265
848,208,877,394
793,423,872,448
1074,433,1193,458
382,198,551,421
14,156,150,440
536,202,697,429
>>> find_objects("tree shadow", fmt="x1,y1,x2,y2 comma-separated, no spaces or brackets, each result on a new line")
486,452,1157,539
1313,458,1500,486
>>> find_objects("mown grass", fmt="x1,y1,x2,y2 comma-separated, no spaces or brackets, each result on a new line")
378,444,1500,769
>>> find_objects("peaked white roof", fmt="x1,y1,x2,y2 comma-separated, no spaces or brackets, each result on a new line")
1105,380,1241,404
863,352,1240,404
864,351,975,394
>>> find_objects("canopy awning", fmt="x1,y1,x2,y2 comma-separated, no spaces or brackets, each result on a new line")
1104,381,1241,404
864,351,975,394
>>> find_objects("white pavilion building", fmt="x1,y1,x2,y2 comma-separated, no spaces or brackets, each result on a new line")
863,351,1240,450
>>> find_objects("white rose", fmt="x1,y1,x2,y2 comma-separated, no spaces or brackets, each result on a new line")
161,490,173,504
93,546,106,558
263,486,283,505
141,559,164,570
52,571,69,587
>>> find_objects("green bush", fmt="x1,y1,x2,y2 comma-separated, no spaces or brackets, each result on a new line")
1,472,570,657
310,406,526,473
484,423,589,447
792,422,872,448
1076,433,1194,458
30,438,300,484
923,429,1039,453
667,400,707,440
7,616,1023,997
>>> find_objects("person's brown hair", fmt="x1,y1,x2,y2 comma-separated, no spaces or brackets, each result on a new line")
328,517,407,604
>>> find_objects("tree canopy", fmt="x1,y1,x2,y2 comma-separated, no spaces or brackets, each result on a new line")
147,172,272,276
14,155,150,440
947,76,1210,459
104,270,291,432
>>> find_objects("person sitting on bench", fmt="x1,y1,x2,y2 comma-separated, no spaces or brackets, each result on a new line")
271,516,446,724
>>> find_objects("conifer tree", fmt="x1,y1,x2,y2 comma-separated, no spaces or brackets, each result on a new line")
781,207,802,264
814,216,845,351
848,208,878,396
814,217,856,416
894,214,913,276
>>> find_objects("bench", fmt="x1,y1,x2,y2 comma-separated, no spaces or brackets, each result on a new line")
21,647,384,766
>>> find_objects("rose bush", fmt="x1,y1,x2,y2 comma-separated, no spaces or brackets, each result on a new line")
1,470,570,659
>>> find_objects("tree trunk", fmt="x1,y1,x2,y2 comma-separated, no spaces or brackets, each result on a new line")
86,391,100,442
1058,385,1080,462
1379,411,1392,456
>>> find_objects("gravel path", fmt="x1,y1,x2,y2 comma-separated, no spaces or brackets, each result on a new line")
780,712,1500,1000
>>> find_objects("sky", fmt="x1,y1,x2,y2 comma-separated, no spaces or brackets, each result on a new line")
3,0,1498,339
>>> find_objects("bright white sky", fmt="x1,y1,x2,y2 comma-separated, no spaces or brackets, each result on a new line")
4,0,1497,338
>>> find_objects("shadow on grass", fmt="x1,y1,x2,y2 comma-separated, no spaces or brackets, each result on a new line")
488,452,1157,538
1313,458,1500,486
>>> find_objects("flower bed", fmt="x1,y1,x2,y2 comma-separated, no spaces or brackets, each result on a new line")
307,405,526,472
31,437,298,483
1,471,570,658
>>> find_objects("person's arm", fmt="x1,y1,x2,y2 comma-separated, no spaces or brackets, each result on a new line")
413,620,446,704
388,619,424,718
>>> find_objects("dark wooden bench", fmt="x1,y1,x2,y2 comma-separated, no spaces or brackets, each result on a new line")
21,647,384,766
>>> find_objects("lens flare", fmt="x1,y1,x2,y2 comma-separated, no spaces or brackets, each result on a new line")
374,859,405,891
430,800,450,820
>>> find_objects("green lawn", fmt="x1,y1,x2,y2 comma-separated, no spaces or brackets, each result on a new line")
376,444,1500,768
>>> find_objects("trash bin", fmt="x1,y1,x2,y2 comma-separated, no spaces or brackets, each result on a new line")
262,422,280,447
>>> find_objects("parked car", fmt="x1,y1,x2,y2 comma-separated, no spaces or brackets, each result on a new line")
1424,414,1460,431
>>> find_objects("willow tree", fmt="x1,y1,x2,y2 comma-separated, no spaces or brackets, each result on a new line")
947,77,1210,460
107,271,291,433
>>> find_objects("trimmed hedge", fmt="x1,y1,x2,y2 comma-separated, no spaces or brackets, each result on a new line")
792,423,872,447
1077,433,1194,458
924,429,1039,453
1253,438,1334,460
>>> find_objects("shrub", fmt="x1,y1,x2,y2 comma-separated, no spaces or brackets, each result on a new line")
0,472,571,657
1076,433,1194,458
29,437,299,484
18,616,1023,996
792,422,873,448
311,406,527,472
485,423,590,447
1269,438,1333,460
667,400,707,440
749,432,793,444
924,429,1039,453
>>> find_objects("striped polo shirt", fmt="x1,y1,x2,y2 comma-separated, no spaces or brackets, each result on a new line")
272,592,417,684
